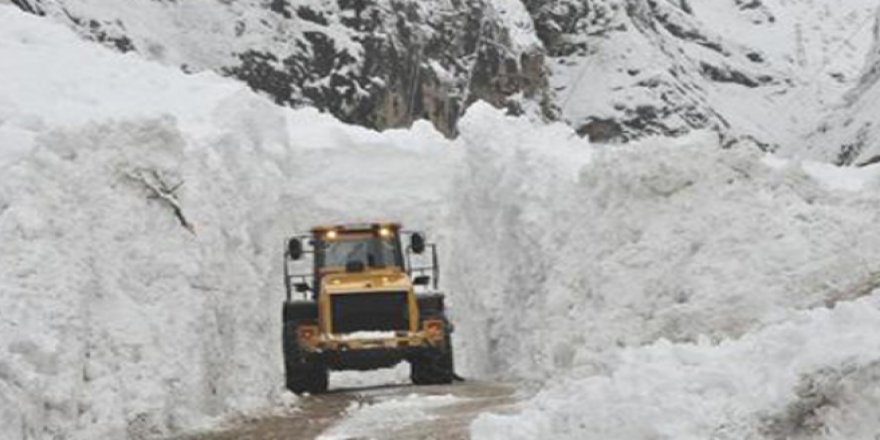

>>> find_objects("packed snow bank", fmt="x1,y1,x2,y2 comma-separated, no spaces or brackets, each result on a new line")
449,105,880,438
472,293,880,439
0,6,452,439
451,107,880,382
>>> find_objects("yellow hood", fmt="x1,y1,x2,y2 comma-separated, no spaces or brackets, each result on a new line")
322,269,412,293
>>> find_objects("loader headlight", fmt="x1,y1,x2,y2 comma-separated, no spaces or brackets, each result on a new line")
325,230,338,240
378,227,392,238
297,325,320,346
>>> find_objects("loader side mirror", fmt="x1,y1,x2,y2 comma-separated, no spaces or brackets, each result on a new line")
413,275,430,286
411,233,426,254
294,282,310,293
288,238,303,260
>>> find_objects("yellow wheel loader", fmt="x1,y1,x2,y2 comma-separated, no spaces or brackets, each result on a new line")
282,222,454,394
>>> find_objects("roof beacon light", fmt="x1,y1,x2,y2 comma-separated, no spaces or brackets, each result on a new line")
325,230,338,240
378,227,392,238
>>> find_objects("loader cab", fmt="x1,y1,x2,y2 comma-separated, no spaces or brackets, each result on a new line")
280,222,454,394
312,224,405,278
284,222,437,300
312,225,406,294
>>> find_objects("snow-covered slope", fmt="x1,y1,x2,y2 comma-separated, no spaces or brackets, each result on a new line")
798,6,880,165
12,0,880,150
10,0,552,137
543,0,879,148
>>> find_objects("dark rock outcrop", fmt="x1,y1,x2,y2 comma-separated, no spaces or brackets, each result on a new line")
10,0,42,15
525,0,791,145
12,0,552,138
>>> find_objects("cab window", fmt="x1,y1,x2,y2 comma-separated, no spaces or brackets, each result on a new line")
320,236,402,269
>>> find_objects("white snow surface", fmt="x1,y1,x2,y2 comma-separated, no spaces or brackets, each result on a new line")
317,393,461,440
331,331,399,341
798,6,880,165
450,114,880,378
448,109,880,437
6,4,880,440
472,294,880,439
15,0,335,70
485,0,543,52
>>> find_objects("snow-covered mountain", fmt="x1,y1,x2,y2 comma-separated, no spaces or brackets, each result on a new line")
11,0,879,152
800,9,880,165
9,0,552,137
541,0,878,148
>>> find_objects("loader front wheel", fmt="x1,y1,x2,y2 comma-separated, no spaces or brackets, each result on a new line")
410,333,454,385
285,360,328,395
283,322,328,394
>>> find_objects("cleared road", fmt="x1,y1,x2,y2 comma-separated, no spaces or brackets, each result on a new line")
183,381,519,440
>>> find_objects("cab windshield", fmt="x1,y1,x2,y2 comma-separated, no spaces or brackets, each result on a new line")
320,236,402,270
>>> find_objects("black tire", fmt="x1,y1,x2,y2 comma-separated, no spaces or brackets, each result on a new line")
283,321,328,394
410,330,454,385
285,362,328,395
416,294,445,318
283,301,317,324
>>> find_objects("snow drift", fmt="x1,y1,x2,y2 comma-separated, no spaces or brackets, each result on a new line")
472,294,880,439
448,108,880,437
452,107,880,379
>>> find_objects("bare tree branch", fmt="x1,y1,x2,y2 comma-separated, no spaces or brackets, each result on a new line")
124,168,195,234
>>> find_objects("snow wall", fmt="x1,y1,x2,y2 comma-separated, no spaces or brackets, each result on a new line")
0,7,453,439
453,109,880,438
5,4,880,439
452,111,880,380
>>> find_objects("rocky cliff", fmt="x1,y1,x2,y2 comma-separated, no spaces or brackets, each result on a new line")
10,0,552,137
10,0,879,148
533,0,878,148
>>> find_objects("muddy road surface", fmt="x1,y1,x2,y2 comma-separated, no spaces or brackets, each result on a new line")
182,381,520,440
